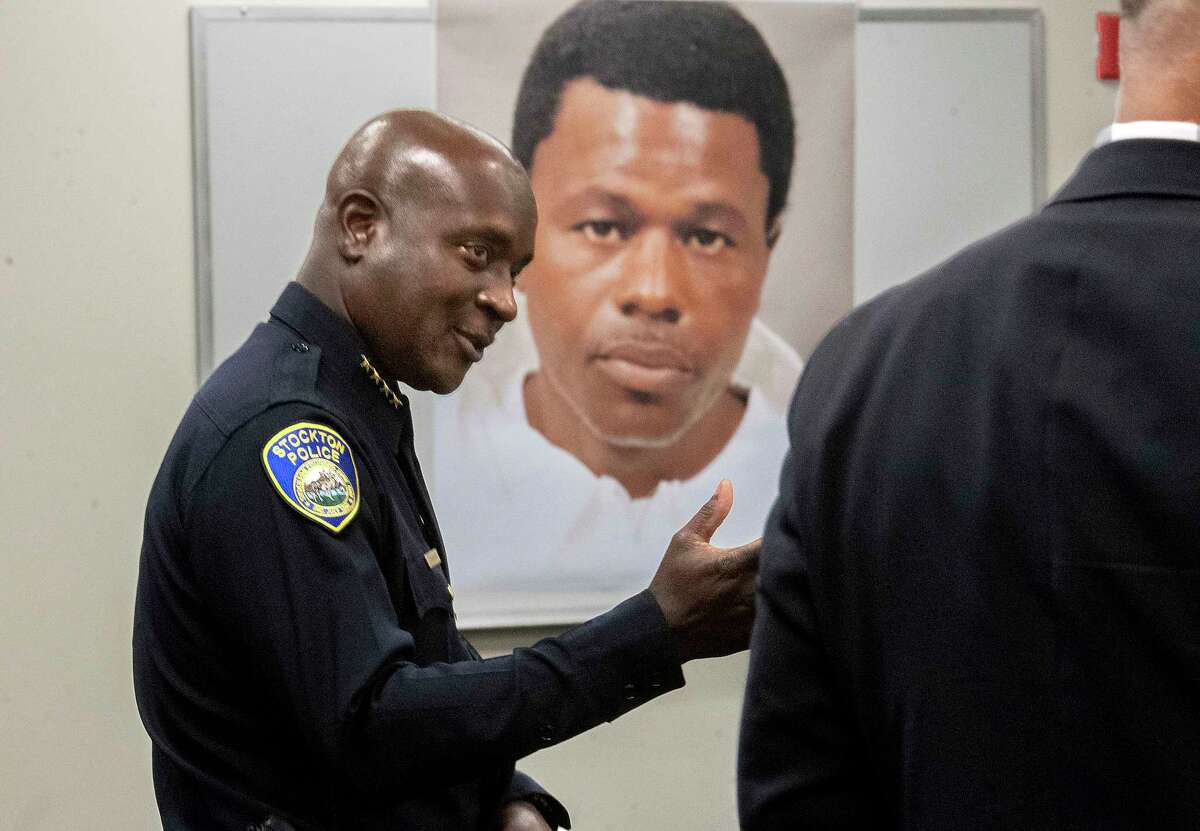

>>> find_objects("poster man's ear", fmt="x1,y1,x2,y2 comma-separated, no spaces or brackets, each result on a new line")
337,190,384,263
766,215,783,250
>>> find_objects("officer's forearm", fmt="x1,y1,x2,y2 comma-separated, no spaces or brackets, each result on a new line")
334,591,683,794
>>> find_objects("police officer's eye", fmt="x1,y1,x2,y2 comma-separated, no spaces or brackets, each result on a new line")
460,243,490,267
574,220,627,243
683,228,734,253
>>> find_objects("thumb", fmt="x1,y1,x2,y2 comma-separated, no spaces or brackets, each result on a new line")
680,479,734,543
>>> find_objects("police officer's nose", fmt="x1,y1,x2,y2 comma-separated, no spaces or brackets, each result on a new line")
615,229,684,324
477,272,518,323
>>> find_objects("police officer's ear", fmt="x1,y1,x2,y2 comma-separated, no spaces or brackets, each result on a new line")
336,189,385,264
766,215,784,250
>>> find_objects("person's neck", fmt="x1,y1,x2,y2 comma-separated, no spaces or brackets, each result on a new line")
1116,43,1200,124
1116,83,1200,124
295,252,352,324
523,372,747,499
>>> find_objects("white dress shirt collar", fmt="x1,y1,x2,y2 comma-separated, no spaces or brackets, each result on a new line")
1096,120,1200,146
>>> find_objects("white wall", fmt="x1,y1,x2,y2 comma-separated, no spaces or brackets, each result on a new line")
0,1,1116,827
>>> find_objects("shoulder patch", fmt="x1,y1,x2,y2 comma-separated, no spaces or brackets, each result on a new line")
261,422,360,533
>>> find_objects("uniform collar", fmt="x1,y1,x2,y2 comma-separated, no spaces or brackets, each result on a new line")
269,281,412,451
1047,138,1200,207
270,281,368,364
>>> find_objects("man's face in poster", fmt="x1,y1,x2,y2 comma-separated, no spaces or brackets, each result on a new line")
519,76,776,447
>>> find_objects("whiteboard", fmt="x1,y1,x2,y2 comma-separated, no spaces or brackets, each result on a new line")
190,6,435,379
854,8,1045,305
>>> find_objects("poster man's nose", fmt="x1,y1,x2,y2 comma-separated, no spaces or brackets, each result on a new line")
615,229,685,323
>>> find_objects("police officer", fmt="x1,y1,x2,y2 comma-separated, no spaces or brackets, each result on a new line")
134,110,759,830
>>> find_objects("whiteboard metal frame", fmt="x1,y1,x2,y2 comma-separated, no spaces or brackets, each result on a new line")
857,6,1047,213
189,5,436,382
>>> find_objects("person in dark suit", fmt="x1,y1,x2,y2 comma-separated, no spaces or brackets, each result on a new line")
134,110,759,831
738,0,1200,826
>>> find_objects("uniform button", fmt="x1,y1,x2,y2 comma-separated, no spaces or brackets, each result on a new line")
291,342,309,353
623,683,637,702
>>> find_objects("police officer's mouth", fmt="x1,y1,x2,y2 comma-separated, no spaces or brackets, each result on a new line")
592,340,695,394
454,327,494,362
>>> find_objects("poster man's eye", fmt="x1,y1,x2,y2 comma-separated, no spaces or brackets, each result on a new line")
575,220,627,244
682,228,734,254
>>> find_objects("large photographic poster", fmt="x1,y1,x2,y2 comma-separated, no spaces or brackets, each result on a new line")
434,0,855,627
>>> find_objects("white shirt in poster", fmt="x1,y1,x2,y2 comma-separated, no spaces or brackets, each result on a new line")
432,304,803,628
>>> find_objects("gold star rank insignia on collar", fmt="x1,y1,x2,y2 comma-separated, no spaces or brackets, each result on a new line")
360,354,407,410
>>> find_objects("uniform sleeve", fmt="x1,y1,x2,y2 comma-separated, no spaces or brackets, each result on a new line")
186,405,684,797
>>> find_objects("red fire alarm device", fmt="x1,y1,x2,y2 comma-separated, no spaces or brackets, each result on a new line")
1097,13,1120,80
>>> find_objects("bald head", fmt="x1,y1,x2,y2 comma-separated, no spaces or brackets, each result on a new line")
295,109,538,394
298,108,536,299
323,110,530,223
1117,0,1200,123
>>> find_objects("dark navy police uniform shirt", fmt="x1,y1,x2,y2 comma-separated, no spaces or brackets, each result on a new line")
134,283,684,830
